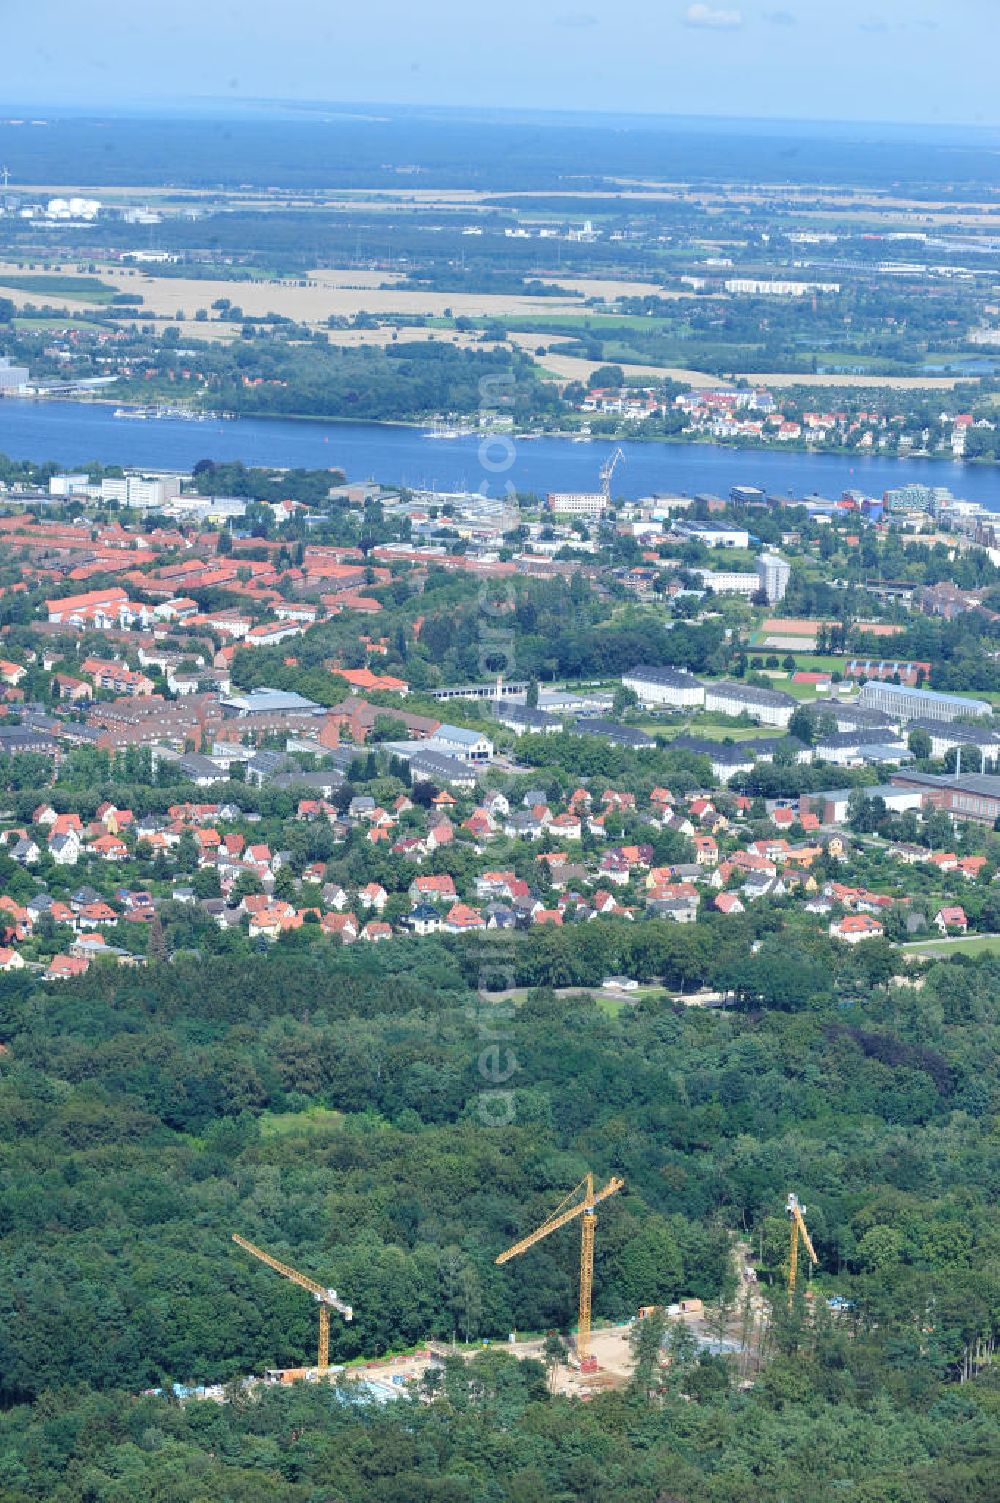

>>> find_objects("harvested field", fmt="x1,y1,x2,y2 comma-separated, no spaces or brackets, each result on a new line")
743,371,972,390
0,258,594,327
504,331,723,386
93,263,593,325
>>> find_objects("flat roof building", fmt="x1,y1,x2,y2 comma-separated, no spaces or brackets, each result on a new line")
0,356,30,392
756,553,791,604
547,492,607,516
800,784,923,825
673,519,750,548
693,568,759,596
858,681,992,724
889,770,1000,824
221,689,324,717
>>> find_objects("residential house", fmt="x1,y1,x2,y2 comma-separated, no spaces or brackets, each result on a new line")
321,912,358,943
829,914,885,943
403,903,442,936
443,902,486,933
46,953,91,980
361,921,393,943
409,874,457,905
357,883,388,913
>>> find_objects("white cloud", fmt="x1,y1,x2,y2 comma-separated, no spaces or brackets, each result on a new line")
684,3,743,28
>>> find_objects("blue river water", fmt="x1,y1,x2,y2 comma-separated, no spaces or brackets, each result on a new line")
3,397,1000,508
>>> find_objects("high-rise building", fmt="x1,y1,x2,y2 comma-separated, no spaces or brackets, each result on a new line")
756,552,791,603
0,356,29,392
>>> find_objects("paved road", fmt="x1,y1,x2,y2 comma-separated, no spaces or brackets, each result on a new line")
481,984,725,1007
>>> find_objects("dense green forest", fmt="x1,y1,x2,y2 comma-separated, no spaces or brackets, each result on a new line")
0,928,997,1501
205,342,562,424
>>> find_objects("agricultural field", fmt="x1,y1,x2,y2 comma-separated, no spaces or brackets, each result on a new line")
0,272,118,304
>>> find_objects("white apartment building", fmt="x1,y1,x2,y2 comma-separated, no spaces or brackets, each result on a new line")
547,492,608,516
0,356,29,392
49,473,92,498
704,680,797,728
724,279,841,296
622,665,706,709
100,474,183,510
694,569,759,596
756,553,791,604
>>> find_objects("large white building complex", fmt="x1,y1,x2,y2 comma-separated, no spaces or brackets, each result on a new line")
858,682,992,724
0,356,29,393
703,680,798,728
547,491,607,516
622,665,706,709
693,568,759,596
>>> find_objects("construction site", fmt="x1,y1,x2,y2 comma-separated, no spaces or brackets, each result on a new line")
165,1177,822,1406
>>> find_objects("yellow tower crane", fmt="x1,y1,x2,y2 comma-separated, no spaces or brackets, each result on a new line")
785,1193,818,1300
232,1233,353,1373
496,1173,624,1371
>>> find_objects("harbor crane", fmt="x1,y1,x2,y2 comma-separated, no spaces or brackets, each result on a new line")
496,1172,624,1370
785,1193,818,1300
232,1233,353,1373
600,446,625,508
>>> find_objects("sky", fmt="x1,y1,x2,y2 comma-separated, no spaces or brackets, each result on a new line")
6,1,998,129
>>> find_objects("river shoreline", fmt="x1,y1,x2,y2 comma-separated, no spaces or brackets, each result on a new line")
5,392,990,469
2,396,998,507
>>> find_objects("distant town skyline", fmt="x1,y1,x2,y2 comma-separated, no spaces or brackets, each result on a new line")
6,1,997,130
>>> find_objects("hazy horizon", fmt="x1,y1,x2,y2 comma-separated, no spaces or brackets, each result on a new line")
3,99,999,142
6,1,997,129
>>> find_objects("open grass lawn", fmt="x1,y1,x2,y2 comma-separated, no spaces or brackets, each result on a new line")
747,643,845,673
781,679,829,700
900,933,1000,957
594,993,629,1017
258,1105,344,1138
700,548,758,570
593,985,663,1015
652,716,773,741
